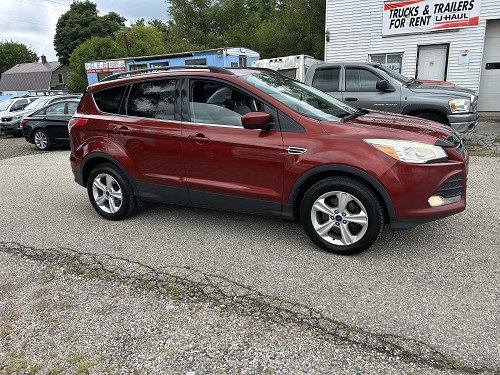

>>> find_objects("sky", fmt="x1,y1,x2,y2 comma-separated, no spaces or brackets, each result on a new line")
0,0,169,62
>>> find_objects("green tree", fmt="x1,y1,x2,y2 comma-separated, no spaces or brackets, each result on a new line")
54,1,125,65
0,41,38,75
115,22,167,57
254,0,325,58
66,37,125,93
164,0,325,59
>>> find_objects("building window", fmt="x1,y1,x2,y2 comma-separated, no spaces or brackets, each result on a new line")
239,56,247,67
185,58,207,65
370,53,403,73
58,73,64,84
129,64,147,71
151,62,169,68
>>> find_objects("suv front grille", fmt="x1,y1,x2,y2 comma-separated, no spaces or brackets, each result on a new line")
435,174,462,198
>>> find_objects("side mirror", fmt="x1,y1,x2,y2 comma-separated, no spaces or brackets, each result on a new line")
241,111,272,130
376,79,395,92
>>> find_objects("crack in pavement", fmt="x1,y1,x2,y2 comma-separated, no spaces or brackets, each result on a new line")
0,241,497,374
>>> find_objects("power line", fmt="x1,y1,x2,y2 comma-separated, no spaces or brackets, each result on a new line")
10,0,67,11
42,0,71,6
0,15,52,27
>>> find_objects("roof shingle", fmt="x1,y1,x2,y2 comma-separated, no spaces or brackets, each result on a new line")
0,61,62,91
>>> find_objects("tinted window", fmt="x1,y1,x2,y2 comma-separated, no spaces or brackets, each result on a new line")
127,79,176,120
45,102,66,115
189,80,263,127
67,102,78,114
312,68,340,92
93,86,126,114
345,68,380,92
185,58,207,65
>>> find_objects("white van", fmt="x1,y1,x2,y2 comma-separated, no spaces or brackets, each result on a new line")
251,55,323,82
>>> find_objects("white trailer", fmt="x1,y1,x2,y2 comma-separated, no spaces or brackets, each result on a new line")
251,54,323,82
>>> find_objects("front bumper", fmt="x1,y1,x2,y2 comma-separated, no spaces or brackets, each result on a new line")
447,112,478,133
0,120,22,135
385,149,468,229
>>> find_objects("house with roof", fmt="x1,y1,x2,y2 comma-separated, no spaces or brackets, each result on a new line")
0,55,69,94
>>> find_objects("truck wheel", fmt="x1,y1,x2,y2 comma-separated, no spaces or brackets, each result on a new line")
415,112,448,125
300,177,384,255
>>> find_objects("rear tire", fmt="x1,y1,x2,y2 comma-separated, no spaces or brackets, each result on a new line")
33,129,51,151
87,163,138,221
300,177,384,255
415,112,448,125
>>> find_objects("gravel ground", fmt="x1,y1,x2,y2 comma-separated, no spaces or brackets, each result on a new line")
0,134,40,160
0,134,69,161
0,252,474,374
462,116,500,153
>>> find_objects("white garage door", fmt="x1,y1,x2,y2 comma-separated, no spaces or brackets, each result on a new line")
478,20,500,111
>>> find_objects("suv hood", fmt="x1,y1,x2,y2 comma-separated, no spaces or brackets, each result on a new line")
342,110,456,140
406,80,475,97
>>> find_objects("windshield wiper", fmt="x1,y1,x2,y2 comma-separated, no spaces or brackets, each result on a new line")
341,109,369,122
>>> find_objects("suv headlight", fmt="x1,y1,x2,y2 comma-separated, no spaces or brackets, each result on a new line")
364,139,447,163
449,98,470,113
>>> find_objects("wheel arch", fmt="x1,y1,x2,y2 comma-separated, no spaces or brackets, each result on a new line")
288,164,396,222
81,152,138,196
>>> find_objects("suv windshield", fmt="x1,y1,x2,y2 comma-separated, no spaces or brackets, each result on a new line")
24,97,51,111
372,64,410,85
239,73,355,121
0,100,13,111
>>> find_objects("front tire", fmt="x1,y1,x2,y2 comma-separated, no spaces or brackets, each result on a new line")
33,129,51,151
300,177,384,255
87,163,138,220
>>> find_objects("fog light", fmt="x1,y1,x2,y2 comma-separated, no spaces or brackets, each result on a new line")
428,195,460,207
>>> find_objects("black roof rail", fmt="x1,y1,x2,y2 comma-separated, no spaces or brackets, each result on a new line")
99,65,235,82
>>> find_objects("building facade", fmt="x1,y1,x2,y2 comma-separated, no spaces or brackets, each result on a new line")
85,47,260,85
0,55,68,94
325,0,500,111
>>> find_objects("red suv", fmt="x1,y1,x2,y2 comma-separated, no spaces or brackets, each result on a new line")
69,66,468,255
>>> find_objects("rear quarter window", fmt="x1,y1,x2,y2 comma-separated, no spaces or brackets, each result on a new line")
93,86,127,114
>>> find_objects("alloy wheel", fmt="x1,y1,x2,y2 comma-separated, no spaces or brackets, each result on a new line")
92,173,123,214
34,131,48,150
310,191,369,246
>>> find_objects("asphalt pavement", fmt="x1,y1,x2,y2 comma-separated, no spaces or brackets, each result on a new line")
0,150,498,371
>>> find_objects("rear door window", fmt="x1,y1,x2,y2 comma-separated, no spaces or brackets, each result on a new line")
44,102,66,115
312,68,340,92
67,102,78,114
93,86,127,114
127,79,176,120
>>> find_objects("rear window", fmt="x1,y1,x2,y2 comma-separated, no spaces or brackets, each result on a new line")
126,79,176,120
93,86,126,114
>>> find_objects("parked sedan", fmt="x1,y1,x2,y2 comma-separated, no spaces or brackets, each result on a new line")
22,99,80,150
0,97,37,136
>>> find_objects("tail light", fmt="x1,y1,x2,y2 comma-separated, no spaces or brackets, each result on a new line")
21,119,29,127
68,118,88,132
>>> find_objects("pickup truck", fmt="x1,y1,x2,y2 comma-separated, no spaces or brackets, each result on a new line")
304,62,478,133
